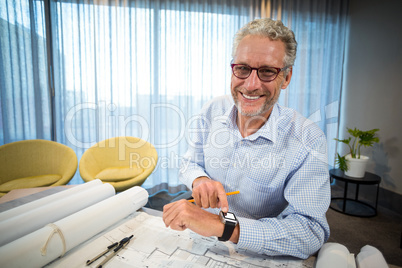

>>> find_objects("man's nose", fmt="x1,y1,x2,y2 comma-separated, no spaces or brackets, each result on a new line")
243,69,261,90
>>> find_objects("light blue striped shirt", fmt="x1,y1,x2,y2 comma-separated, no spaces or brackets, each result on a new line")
179,95,330,259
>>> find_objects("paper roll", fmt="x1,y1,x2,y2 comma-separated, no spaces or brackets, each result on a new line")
0,183,115,247
0,186,149,268
356,245,388,268
0,179,103,222
316,242,356,268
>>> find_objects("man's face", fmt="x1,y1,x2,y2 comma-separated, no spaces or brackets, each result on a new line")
231,35,292,119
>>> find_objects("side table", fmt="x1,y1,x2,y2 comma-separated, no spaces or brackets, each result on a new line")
330,168,381,217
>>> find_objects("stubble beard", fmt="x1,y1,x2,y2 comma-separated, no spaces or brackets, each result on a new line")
232,87,281,117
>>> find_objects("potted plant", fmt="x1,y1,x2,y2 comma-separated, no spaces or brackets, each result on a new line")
335,127,380,178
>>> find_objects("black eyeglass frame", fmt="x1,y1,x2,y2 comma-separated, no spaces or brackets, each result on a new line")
230,63,289,82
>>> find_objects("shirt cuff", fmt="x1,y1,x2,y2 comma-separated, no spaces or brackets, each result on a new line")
236,217,268,254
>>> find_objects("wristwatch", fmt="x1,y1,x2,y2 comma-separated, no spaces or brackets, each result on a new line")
218,210,238,242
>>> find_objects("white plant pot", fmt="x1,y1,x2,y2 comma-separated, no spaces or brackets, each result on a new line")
345,154,369,178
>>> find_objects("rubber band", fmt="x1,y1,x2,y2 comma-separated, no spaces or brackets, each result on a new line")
40,223,67,257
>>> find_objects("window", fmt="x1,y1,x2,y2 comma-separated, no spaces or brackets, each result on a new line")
0,0,348,192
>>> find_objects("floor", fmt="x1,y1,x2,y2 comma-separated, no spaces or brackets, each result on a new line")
328,185,402,267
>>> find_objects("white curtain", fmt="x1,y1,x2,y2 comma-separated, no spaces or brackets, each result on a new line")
0,0,51,143
261,0,349,173
0,0,348,194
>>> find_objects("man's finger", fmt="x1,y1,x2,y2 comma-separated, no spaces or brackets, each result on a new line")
192,191,201,207
218,191,229,213
200,190,210,208
209,191,218,208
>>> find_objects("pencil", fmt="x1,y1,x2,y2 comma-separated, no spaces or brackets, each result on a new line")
188,190,240,203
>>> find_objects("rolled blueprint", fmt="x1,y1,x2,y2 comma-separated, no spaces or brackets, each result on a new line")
0,179,103,222
356,245,388,268
0,182,115,247
0,186,149,268
315,242,356,268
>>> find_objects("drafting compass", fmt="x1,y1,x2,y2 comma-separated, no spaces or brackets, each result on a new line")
86,235,133,267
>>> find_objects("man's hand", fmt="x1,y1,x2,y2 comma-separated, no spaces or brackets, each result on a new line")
191,177,229,213
162,200,224,237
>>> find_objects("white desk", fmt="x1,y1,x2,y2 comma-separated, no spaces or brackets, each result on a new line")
47,211,315,268
0,186,73,210
1,187,316,268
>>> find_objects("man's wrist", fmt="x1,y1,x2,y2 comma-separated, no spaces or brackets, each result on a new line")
192,176,210,189
203,213,225,238
229,225,240,243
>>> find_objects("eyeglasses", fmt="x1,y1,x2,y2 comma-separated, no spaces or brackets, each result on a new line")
231,63,289,82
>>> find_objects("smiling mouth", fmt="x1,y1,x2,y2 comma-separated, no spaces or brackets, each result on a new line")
241,93,261,100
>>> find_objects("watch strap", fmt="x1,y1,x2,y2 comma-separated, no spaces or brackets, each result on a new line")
218,220,236,241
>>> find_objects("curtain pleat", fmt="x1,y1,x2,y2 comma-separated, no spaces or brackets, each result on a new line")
260,0,349,165
0,0,51,143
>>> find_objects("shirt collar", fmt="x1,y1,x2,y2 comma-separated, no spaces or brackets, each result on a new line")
223,103,280,143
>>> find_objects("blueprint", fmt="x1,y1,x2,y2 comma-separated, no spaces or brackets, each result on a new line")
48,212,315,268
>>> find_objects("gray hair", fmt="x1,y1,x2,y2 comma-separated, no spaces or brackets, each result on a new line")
232,18,297,67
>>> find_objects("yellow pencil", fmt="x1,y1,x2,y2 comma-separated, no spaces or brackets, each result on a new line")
188,190,240,203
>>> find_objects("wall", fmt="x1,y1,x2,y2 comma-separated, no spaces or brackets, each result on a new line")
340,0,402,199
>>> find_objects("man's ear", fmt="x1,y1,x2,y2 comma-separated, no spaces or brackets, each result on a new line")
281,67,293,89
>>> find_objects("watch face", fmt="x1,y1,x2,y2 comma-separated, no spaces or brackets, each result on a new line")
221,211,237,224
225,212,236,220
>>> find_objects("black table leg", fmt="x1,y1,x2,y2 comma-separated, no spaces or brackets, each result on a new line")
355,184,360,200
329,169,382,217
343,181,348,212
375,184,380,211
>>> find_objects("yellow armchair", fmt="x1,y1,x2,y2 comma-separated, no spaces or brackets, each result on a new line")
79,136,158,192
0,140,78,197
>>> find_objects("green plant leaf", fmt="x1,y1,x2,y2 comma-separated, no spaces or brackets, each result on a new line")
359,128,380,147
335,127,379,160
334,137,351,145
335,153,348,172
347,127,362,138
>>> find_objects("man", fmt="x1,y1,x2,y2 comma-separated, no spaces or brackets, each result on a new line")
163,18,330,259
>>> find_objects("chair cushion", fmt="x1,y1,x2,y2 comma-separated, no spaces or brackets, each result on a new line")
0,174,62,192
95,166,144,182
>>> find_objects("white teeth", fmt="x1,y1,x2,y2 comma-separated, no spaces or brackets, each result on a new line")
242,93,260,100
